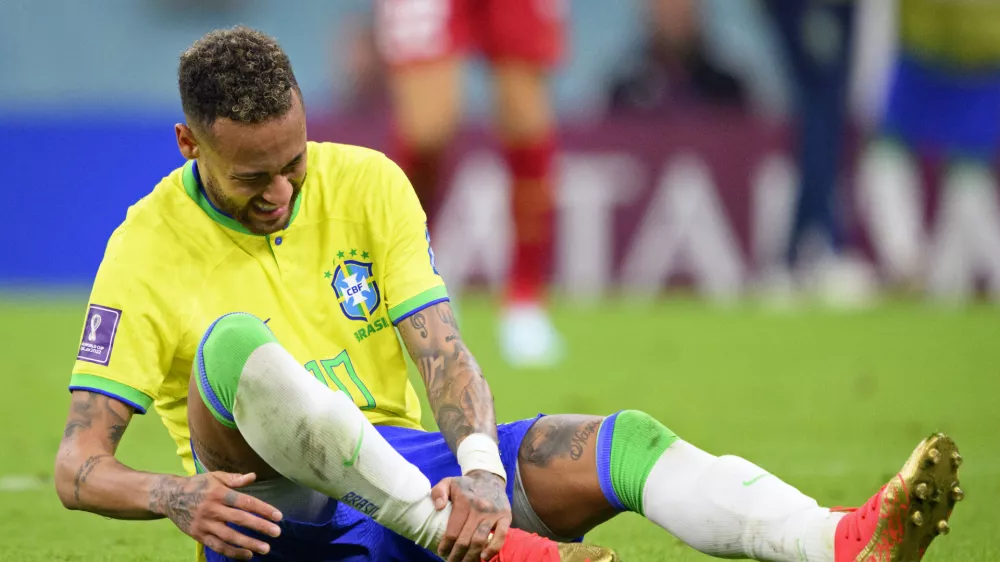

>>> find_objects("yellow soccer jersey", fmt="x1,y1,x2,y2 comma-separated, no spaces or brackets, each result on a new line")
900,0,1000,69
69,142,446,475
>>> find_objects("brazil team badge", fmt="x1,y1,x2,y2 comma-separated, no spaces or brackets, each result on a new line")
328,249,381,321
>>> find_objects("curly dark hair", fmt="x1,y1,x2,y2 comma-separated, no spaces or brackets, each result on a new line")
179,26,300,130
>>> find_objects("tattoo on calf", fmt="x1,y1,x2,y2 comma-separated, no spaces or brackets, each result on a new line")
190,435,246,474
521,417,603,467
570,420,601,460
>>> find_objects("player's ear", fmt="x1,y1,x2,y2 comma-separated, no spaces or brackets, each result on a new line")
175,123,200,160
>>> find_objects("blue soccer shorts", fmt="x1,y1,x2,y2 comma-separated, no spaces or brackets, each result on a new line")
204,416,542,562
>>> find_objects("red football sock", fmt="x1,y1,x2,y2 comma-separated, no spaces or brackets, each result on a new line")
391,132,443,224
505,137,556,305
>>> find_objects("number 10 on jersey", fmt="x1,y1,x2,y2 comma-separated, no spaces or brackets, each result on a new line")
304,350,376,410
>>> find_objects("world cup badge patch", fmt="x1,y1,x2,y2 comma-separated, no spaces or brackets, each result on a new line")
77,304,122,365
327,249,381,322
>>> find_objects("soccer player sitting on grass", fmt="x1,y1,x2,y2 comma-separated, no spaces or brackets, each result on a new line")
55,26,963,562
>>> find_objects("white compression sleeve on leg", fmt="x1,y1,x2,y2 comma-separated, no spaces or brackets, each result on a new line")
642,441,842,562
231,342,449,550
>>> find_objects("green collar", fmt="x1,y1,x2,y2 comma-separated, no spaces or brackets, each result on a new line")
181,160,302,235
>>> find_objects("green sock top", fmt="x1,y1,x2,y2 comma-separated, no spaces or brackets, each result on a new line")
608,410,679,515
195,312,277,429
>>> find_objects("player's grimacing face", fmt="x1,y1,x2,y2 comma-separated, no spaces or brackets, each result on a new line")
185,94,309,236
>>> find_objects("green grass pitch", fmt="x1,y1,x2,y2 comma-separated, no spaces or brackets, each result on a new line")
1,294,997,560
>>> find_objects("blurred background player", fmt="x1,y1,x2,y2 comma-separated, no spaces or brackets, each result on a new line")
761,0,877,307
859,0,1000,301
606,0,747,116
374,0,566,367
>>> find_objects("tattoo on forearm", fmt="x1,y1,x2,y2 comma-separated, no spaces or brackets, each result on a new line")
426,364,490,451
62,393,131,451
520,417,603,467
105,399,127,449
409,312,428,338
435,402,476,452
73,454,112,504
63,392,98,440
149,475,209,534
435,304,458,328
417,355,446,390
402,303,496,453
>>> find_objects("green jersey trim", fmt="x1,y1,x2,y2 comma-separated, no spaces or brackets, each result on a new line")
68,373,155,414
388,285,450,325
181,160,303,235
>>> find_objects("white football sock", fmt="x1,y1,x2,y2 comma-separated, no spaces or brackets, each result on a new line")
641,441,842,561
233,341,449,550
602,412,842,562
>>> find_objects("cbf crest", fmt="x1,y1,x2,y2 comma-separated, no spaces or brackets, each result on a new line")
327,249,381,321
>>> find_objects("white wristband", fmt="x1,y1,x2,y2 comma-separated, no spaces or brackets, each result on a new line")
457,433,507,482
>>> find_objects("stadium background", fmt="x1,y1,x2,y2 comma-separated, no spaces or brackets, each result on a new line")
1,1,997,560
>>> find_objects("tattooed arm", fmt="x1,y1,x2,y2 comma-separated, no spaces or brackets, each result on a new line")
55,390,281,560
398,301,511,562
398,301,496,453
53,390,160,518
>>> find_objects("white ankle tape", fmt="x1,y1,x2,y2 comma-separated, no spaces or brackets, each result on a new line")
457,433,507,482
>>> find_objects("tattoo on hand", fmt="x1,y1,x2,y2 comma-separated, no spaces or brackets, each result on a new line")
73,454,112,504
521,417,602,467
149,475,209,534
458,473,508,514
